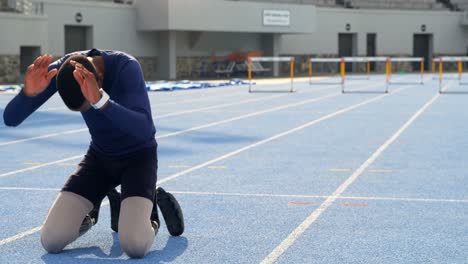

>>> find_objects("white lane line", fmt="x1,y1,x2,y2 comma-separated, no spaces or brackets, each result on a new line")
0,187,466,204
158,87,404,185
152,93,287,118
0,200,110,246
149,89,250,108
0,155,83,178
0,116,80,129
0,128,87,147
0,80,360,145
157,92,340,139
156,81,388,139
169,191,468,204
0,83,400,244
329,168,352,172
0,93,333,178
36,87,248,112
369,169,392,173
0,187,60,191
0,226,42,246
0,93,289,146
260,88,445,264
39,106,68,112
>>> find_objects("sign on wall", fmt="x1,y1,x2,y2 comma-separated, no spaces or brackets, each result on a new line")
263,10,290,27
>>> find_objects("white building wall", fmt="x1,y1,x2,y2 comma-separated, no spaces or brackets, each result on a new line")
281,8,468,55
2,3,467,58
39,0,157,57
0,13,48,54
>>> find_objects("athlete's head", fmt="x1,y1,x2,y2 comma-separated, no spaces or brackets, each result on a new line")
56,55,99,111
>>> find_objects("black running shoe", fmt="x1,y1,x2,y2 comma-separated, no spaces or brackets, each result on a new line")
88,202,100,225
156,187,184,236
107,189,121,233
79,200,100,236
79,189,121,234
151,220,159,236
79,214,96,236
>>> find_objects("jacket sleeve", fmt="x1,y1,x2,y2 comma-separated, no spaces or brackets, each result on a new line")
3,63,60,127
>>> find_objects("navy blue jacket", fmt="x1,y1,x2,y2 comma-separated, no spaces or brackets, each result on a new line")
3,49,157,157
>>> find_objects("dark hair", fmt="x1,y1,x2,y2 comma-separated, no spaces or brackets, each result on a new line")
56,55,98,110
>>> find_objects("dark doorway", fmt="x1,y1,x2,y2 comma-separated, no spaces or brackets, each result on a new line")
339,33,357,72
65,25,93,54
413,34,433,71
367,33,376,71
20,46,41,83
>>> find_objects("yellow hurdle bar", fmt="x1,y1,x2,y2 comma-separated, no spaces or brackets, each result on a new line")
385,58,392,93
367,61,370,77
458,60,463,81
308,61,312,83
248,59,252,93
434,56,468,84
420,59,424,84
290,58,294,93
439,58,443,93
385,58,390,88
340,58,345,93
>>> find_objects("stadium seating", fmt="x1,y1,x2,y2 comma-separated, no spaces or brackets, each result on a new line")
451,0,468,10
228,0,468,10
350,0,446,10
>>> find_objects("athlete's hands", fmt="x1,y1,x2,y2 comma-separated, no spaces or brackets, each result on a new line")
71,60,102,105
23,55,58,97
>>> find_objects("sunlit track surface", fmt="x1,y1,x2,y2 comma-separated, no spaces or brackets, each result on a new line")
0,75,466,264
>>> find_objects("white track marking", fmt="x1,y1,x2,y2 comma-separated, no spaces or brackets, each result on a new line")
39,106,68,112
156,81,387,139
0,82,404,245
0,155,83,178
260,87,445,264
0,116,79,129
0,128,87,146
157,92,340,139
0,90,338,178
0,200,110,246
369,169,392,173
0,187,466,204
329,168,352,172
0,82,352,150
0,226,42,246
0,187,60,191
0,80,366,144
152,93,287,118
149,89,252,108
169,191,468,204
0,93,288,146
36,87,248,112
0,94,330,178
158,87,404,185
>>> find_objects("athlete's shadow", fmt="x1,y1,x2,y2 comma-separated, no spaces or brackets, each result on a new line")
41,232,188,263
147,236,189,263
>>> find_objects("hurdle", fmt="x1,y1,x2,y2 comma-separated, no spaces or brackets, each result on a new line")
342,57,388,93
308,58,344,85
248,57,295,93
388,57,424,85
437,56,468,93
